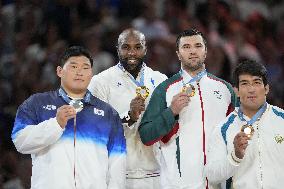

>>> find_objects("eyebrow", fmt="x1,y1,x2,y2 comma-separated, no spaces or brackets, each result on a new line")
69,61,91,66
239,78,263,83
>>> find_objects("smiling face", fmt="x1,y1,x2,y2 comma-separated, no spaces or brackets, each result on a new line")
176,35,207,75
57,55,93,98
236,74,269,117
117,30,147,73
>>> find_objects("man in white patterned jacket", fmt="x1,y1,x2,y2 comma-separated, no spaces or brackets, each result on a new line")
205,60,284,189
88,28,167,189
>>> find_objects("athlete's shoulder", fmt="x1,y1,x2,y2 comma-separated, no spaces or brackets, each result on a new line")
89,95,120,117
207,73,233,88
271,105,284,119
145,66,167,79
93,65,118,78
157,73,182,89
20,90,57,108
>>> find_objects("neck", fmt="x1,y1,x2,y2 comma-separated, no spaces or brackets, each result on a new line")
241,103,265,119
128,68,140,79
61,87,86,99
183,67,205,78
122,62,143,79
241,108,258,119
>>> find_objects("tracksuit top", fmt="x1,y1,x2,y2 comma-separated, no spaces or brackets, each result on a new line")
139,71,237,189
88,63,167,179
12,89,126,189
206,104,284,189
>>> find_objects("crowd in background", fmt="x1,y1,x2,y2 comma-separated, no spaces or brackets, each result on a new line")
0,0,283,188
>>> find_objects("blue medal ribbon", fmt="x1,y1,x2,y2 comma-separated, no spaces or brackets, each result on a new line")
180,69,207,86
238,102,267,125
58,87,91,105
117,62,146,87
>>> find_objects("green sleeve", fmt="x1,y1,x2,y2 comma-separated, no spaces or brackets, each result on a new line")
139,84,177,145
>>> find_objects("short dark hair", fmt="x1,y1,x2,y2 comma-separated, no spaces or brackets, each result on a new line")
233,59,268,88
176,28,207,50
60,46,93,67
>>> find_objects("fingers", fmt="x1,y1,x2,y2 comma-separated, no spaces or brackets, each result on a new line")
170,92,190,115
129,96,146,121
130,96,145,111
56,105,77,128
233,132,250,159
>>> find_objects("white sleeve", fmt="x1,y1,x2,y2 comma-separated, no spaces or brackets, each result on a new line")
13,117,64,154
88,75,109,102
205,124,238,184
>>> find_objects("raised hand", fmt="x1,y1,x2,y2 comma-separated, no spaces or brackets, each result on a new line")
56,105,76,128
233,132,250,159
129,95,146,122
170,92,190,116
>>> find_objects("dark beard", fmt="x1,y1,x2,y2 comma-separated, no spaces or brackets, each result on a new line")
120,58,144,79
183,60,204,72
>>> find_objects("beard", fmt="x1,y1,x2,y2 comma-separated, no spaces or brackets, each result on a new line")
120,57,144,76
182,58,205,72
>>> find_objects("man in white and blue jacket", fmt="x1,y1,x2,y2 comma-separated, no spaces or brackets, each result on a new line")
12,46,126,189
205,60,284,189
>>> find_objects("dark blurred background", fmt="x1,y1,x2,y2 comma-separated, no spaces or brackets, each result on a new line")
0,0,283,188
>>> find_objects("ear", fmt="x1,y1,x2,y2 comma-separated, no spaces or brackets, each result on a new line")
144,46,147,55
57,66,63,78
176,50,181,61
265,84,269,96
234,87,240,97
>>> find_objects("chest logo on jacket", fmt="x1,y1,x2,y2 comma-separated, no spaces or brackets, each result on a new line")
275,134,284,144
43,105,57,110
94,108,105,116
213,90,222,99
117,82,122,87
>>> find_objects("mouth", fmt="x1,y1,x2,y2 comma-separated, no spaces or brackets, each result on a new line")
74,79,84,82
247,96,257,100
189,57,199,60
127,58,138,64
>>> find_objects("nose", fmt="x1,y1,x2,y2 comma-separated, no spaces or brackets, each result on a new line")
247,84,256,93
189,47,197,54
127,48,136,56
75,67,83,75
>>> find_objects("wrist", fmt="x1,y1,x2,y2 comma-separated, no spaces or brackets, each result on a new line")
123,111,136,126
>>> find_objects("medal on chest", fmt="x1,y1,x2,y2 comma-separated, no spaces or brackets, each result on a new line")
181,83,195,97
136,86,150,99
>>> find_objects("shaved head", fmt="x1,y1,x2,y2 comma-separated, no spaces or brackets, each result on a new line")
116,28,147,78
117,28,146,47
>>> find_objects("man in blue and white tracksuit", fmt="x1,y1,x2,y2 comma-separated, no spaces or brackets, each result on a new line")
12,46,126,189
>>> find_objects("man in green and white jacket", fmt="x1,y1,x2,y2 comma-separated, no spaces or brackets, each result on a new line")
139,28,237,189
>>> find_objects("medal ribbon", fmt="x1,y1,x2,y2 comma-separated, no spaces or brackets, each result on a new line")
180,69,207,86
238,102,267,125
58,87,91,188
58,87,91,105
117,62,146,87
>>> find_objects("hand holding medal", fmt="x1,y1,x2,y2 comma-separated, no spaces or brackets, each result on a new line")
181,84,195,97
241,124,255,139
136,86,150,99
69,100,84,113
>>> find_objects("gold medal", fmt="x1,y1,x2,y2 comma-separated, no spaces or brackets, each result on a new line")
241,124,254,139
136,86,150,99
182,84,195,97
70,100,84,113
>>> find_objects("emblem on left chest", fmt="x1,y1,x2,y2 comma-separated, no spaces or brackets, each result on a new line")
275,134,284,144
213,90,222,99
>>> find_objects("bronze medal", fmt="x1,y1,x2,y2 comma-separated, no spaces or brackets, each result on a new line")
241,124,254,139
182,84,195,97
136,86,150,99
